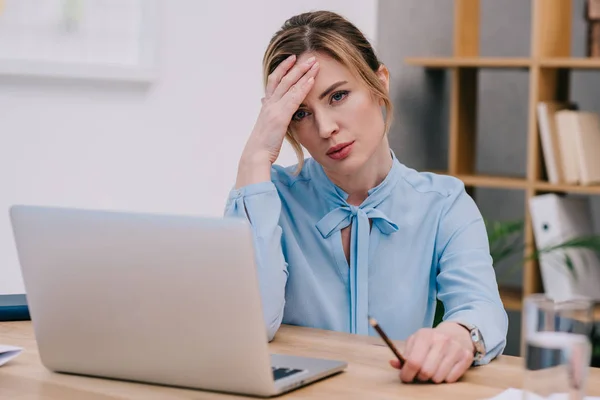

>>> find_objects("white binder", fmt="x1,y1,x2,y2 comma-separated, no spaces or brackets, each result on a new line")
528,193,600,301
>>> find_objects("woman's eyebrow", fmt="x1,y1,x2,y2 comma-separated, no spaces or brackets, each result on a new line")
319,81,348,100
299,80,349,108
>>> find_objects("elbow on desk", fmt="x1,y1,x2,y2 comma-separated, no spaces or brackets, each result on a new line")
264,314,283,342
262,299,285,342
267,327,277,342
266,321,282,342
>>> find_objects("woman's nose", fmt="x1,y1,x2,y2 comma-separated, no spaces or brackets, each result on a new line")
316,113,339,139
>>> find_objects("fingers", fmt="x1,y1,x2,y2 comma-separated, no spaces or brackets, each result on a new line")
417,340,447,382
281,63,319,114
445,348,473,383
265,54,296,98
400,330,431,383
404,334,416,355
271,56,318,101
431,342,463,384
394,329,473,384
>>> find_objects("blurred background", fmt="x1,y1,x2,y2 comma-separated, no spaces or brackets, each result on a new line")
1,0,600,359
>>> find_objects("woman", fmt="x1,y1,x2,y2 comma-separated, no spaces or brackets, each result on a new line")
225,10,508,384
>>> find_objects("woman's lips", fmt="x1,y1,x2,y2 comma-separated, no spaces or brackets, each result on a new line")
327,141,354,160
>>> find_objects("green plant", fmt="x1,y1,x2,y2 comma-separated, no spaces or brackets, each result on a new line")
485,218,600,282
433,218,600,365
430,217,600,296
528,234,600,281
432,218,600,316
485,218,526,281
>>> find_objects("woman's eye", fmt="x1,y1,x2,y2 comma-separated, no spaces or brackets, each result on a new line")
292,110,308,121
331,90,349,103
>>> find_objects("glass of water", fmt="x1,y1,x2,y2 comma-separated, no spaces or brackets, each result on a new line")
523,293,594,400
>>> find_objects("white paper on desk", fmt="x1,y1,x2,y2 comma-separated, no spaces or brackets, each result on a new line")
486,387,600,400
0,344,22,366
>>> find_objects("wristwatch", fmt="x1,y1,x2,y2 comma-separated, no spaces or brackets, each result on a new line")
459,323,486,363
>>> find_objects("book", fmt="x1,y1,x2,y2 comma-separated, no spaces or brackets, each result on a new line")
590,21,600,57
572,111,600,185
587,0,600,20
554,110,582,184
536,102,576,184
529,193,600,301
554,110,600,186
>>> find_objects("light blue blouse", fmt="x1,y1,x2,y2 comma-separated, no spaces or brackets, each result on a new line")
224,153,508,365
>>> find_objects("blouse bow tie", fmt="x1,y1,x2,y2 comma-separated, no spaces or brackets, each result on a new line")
316,202,398,335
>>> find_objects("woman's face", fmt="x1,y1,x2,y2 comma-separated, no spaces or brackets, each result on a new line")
289,51,389,176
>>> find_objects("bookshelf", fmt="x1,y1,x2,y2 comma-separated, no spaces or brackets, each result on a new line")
404,0,600,317
405,57,531,68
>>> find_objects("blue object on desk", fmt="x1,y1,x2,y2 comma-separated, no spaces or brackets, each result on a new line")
0,294,30,321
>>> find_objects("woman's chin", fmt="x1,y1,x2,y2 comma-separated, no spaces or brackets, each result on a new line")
320,153,366,175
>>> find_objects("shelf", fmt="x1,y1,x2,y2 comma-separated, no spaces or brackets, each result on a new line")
425,172,529,190
499,286,522,311
534,181,600,195
500,286,600,319
404,57,531,69
428,174,600,193
405,1,600,336
405,57,600,70
539,58,600,69
457,174,529,190
426,169,448,176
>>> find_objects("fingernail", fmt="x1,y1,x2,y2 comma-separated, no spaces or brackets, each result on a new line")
306,56,316,64
310,62,319,70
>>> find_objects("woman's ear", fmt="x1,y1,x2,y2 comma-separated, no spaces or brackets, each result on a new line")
376,64,390,93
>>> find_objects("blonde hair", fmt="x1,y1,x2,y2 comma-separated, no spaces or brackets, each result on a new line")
262,10,393,173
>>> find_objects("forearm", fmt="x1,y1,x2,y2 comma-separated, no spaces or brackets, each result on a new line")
235,152,273,189
253,229,288,340
435,187,508,364
224,180,289,341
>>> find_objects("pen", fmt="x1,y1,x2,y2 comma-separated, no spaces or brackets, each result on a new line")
368,316,406,366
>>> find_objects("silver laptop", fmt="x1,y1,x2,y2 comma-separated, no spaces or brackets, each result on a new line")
9,205,346,397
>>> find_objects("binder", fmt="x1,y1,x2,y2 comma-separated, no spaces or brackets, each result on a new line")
528,193,600,301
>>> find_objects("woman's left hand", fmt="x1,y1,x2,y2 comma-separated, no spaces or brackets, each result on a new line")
389,322,474,384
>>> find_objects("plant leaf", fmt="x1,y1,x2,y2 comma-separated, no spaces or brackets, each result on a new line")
564,253,577,281
485,219,524,245
483,218,600,282
540,235,600,254
485,218,525,268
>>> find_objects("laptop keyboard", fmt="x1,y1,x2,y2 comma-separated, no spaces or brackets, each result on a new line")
272,366,304,380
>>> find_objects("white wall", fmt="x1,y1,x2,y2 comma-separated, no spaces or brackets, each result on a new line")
0,0,378,295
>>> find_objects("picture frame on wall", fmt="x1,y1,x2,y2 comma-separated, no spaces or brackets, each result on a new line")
0,0,159,83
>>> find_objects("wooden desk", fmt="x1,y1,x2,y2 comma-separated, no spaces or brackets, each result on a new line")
1,321,600,400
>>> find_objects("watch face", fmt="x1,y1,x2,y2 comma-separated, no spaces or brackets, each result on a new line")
460,324,486,357
470,328,486,354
